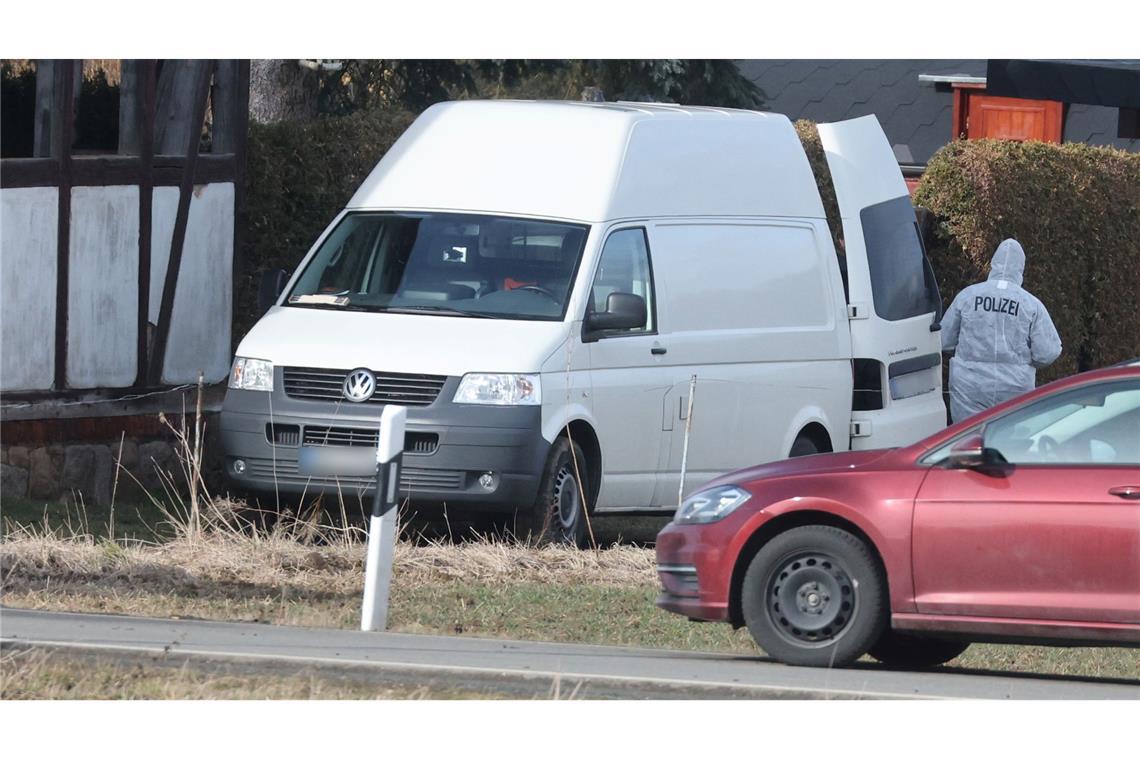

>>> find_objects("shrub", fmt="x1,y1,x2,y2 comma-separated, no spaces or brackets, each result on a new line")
793,120,842,251
914,139,1140,381
237,107,416,341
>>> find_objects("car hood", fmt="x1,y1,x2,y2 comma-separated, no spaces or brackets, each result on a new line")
235,305,570,376
703,448,900,491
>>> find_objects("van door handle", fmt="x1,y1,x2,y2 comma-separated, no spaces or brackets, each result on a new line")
651,346,667,355
1108,486,1140,500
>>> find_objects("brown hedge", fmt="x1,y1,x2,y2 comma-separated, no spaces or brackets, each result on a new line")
237,107,416,341
794,120,843,252
914,139,1140,381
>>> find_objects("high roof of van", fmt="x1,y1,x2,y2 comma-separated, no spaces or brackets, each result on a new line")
347,100,828,223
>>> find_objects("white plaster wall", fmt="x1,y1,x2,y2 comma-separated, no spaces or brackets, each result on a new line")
1,187,59,391
151,183,234,384
67,186,140,388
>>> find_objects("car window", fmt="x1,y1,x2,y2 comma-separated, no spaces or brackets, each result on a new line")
589,228,656,334
983,380,1140,465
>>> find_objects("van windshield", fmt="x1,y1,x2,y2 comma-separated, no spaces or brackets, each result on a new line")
286,212,589,321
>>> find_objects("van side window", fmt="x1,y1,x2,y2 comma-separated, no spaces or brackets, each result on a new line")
590,228,655,334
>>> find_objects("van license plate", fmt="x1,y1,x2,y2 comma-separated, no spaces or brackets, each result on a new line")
297,447,377,478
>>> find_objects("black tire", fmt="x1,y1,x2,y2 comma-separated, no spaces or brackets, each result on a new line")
516,437,590,547
789,435,819,457
869,632,970,668
740,525,887,667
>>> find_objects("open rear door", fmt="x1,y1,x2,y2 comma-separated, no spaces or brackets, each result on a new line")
817,116,946,449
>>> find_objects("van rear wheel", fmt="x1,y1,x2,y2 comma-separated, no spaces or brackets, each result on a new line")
517,437,590,547
790,435,819,457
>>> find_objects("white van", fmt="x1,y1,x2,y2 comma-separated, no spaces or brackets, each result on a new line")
220,100,946,543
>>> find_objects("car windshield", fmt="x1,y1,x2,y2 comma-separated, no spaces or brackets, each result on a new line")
286,212,589,320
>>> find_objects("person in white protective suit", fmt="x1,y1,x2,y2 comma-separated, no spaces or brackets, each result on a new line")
940,238,1063,423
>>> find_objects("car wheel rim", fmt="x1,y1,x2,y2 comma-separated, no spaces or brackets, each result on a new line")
552,466,580,531
766,552,855,647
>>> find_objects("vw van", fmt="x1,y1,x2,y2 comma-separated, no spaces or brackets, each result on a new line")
220,100,946,543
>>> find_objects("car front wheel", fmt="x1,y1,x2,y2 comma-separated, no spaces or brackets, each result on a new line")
741,525,887,667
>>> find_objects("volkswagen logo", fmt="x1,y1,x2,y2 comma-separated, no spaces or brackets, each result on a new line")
342,368,376,403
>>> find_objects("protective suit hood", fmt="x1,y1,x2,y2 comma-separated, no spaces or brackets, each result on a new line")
988,238,1025,287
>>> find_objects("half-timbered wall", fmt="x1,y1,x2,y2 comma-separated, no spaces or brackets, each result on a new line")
0,59,248,398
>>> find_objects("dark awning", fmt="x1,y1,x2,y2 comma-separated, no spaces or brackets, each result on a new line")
986,59,1140,109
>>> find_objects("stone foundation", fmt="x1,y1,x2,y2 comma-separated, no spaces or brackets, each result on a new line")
1,415,226,507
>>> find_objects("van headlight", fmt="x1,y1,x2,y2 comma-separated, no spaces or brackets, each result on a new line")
228,357,274,392
453,374,541,406
674,486,751,525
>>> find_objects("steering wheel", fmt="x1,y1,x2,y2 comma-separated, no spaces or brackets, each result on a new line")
1036,435,1060,462
516,285,559,302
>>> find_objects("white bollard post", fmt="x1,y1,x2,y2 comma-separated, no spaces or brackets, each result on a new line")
361,405,406,632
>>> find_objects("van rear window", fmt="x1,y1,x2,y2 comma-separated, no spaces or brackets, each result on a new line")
860,196,938,321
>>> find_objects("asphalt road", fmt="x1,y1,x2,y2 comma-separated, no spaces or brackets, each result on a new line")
2,608,1137,699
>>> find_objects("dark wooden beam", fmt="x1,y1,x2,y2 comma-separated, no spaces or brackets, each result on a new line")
33,60,56,157
135,60,157,388
154,61,213,155
1,154,237,188
211,60,239,154
147,61,215,386
118,59,142,155
230,60,251,353
0,158,60,188
54,60,76,391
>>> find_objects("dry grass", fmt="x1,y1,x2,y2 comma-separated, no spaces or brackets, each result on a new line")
1,517,657,594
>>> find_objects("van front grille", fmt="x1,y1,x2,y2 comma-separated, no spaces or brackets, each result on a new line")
303,425,379,448
282,367,447,406
244,458,463,491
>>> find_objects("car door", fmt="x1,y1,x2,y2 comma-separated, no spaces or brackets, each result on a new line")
817,116,947,450
912,378,1140,624
585,226,669,510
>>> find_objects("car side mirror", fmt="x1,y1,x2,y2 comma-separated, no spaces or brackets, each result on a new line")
258,269,289,315
586,292,647,333
945,432,1007,471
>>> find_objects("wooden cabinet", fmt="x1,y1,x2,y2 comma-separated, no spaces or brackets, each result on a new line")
952,84,1064,143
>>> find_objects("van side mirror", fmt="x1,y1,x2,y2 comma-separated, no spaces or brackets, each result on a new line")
585,292,647,333
945,432,1007,472
258,269,289,314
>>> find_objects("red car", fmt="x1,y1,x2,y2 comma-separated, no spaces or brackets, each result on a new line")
656,362,1140,668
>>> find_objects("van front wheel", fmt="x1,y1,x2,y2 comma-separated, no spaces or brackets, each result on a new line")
518,437,590,547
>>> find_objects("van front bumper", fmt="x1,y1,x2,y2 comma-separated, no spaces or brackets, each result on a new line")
218,378,549,512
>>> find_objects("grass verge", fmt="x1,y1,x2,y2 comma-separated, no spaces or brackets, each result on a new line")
3,526,1137,681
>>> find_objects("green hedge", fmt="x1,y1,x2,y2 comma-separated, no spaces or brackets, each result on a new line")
914,139,1140,382
238,107,415,340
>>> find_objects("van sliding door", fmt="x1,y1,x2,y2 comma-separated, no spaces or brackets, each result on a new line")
817,116,947,448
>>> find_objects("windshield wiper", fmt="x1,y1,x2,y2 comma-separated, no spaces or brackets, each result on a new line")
384,305,504,319
287,302,373,312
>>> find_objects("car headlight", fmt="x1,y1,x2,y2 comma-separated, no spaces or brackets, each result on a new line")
453,373,541,406
674,486,751,525
228,357,274,392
